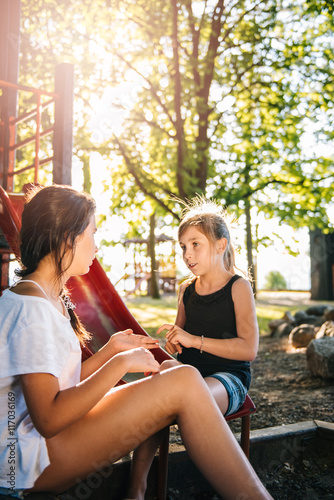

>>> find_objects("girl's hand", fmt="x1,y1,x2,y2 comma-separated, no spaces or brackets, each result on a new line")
116,347,161,374
109,329,159,354
165,339,181,355
157,324,197,352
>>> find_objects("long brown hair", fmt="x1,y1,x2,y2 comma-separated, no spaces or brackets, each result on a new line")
15,184,96,345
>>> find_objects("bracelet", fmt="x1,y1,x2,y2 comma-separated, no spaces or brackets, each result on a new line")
200,335,204,354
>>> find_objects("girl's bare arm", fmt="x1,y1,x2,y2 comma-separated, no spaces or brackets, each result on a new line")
200,278,258,360
163,278,259,361
175,281,189,328
21,347,160,439
163,281,188,354
80,329,159,381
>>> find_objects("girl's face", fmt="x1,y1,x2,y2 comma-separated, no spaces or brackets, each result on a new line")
179,226,225,276
68,215,98,276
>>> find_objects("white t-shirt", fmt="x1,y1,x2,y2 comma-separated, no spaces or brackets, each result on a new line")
0,289,82,489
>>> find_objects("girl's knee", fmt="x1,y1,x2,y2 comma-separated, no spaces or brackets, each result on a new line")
157,364,206,404
160,359,180,371
169,364,204,389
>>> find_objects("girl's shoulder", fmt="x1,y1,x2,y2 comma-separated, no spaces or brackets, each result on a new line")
3,288,49,306
179,277,195,293
231,275,253,297
177,277,195,306
10,281,47,299
1,289,69,325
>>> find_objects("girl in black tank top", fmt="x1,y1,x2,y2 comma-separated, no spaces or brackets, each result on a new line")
156,199,259,413
126,198,262,500
178,275,251,390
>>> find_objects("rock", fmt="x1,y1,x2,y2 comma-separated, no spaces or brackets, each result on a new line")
294,313,324,327
283,311,295,324
268,310,295,335
306,337,334,379
316,321,334,338
294,310,307,322
268,319,286,333
289,324,316,348
271,322,294,338
305,305,328,316
324,308,334,321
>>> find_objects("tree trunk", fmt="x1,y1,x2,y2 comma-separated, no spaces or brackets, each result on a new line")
194,0,225,194
171,0,186,199
149,212,160,299
245,198,257,296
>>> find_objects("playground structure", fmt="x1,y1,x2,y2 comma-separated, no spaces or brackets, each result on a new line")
123,235,176,295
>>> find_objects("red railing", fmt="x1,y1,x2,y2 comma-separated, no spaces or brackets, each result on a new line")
0,80,58,191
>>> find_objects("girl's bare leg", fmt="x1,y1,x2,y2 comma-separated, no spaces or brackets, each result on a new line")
127,363,230,499
30,365,272,499
126,428,167,500
126,360,180,500
205,375,229,415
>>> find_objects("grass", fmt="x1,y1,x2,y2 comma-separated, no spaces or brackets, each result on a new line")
125,295,178,337
256,304,301,334
124,290,330,337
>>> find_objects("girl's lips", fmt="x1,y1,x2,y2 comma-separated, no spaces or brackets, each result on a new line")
188,263,197,269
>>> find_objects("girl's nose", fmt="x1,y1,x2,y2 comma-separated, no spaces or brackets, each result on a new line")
184,248,192,259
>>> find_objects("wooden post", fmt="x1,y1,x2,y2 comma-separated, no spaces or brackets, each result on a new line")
149,212,160,299
53,63,74,185
0,0,21,190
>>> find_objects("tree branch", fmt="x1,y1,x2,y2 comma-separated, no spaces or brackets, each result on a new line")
114,52,176,128
113,135,179,219
199,0,225,103
129,112,175,139
184,0,200,88
244,173,334,198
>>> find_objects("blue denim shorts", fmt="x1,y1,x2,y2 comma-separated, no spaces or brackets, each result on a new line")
209,372,248,416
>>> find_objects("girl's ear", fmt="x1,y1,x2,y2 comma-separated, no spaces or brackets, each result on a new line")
217,237,227,254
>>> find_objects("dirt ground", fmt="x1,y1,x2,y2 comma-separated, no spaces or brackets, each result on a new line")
228,291,334,433
234,334,334,500
233,334,334,433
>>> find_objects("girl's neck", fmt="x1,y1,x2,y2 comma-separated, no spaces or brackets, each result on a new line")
17,272,68,317
26,263,66,300
196,270,234,295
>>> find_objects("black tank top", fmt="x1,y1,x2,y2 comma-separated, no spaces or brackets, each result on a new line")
177,275,251,389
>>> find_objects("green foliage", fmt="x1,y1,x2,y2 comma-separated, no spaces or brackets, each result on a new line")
305,0,334,18
17,0,334,268
264,271,288,291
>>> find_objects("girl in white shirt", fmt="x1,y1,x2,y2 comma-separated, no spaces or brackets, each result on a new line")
0,184,272,500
